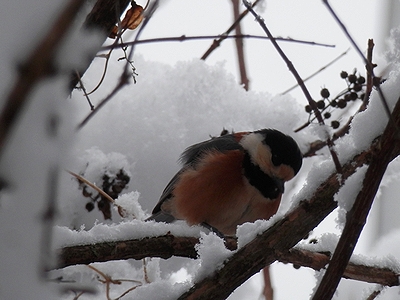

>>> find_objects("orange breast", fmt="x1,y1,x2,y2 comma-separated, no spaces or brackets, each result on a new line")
168,150,281,235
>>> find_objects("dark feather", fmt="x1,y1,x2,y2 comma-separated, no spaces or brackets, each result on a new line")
150,133,244,217
179,133,243,166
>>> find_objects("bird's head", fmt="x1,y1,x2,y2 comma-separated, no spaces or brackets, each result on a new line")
240,129,302,196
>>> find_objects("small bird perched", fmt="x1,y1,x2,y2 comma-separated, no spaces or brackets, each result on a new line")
147,129,302,236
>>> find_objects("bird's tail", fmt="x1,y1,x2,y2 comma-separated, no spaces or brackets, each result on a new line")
145,211,176,223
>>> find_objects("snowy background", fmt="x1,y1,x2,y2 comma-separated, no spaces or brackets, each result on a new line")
1,0,400,299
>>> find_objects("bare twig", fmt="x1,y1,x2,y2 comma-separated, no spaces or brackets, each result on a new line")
201,0,261,60
101,34,335,51
87,265,141,300
76,77,129,129
361,39,375,110
69,0,132,90
281,48,350,95
75,70,94,110
243,0,342,174
231,0,250,90
262,266,273,300
67,170,129,218
365,289,382,300
77,1,158,130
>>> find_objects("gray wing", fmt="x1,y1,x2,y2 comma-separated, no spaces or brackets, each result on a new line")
148,133,244,221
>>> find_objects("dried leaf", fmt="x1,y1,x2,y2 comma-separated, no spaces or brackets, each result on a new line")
109,3,144,39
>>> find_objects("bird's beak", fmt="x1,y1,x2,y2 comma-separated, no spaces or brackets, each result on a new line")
273,177,285,194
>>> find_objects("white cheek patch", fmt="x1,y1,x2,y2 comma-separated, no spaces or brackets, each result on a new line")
239,133,264,160
240,133,273,175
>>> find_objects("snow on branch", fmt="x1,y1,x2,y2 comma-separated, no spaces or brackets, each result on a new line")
56,111,400,298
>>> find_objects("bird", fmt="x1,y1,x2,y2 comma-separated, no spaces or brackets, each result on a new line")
147,129,303,236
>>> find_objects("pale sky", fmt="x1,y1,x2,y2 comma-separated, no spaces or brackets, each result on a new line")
132,0,384,104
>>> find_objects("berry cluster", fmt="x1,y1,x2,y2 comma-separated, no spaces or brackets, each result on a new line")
304,70,366,129
81,169,130,219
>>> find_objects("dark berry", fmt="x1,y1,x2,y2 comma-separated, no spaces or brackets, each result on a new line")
348,74,357,84
320,88,330,98
330,100,337,107
357,76,366,84
344,94,351,102
340,71,348,79
305,105,312,113
359,93,365,100
331,120,340,129
373,76,381,86
353,84,362,92
82,186,92,198
85,202,95,212
337,99,347,108
317,100,325,109
324,112,331,119
349,92,358,100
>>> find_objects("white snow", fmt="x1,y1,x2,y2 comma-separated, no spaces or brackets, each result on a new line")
54,220,203,249
335,165,368,230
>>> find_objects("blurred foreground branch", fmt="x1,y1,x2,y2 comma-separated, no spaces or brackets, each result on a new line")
0,0,86,158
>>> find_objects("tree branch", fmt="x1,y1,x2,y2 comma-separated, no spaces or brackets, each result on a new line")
231,0,250,90
200,0,261,60
57,233,400,288
312,96,400,299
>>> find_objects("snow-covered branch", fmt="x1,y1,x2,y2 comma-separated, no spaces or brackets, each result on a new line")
56,113,400,298
57,227,399,288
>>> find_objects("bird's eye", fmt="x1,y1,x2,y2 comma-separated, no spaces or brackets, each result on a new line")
271,154,282,166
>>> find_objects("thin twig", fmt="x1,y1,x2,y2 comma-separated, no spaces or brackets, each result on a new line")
75,70,94,110
76,78,128,129
69,0,132,90
201,0,261,60
365,289,382,300
68,171,115,204
77,1,158,129
281,48,350,95
101,34,335,51
243,0,342,174
231,0,249,90
361,39,375,110
67,170,130,218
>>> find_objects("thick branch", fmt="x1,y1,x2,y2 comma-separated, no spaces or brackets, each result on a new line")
278,248,399,287
57,233,400,287
312,96,400,299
